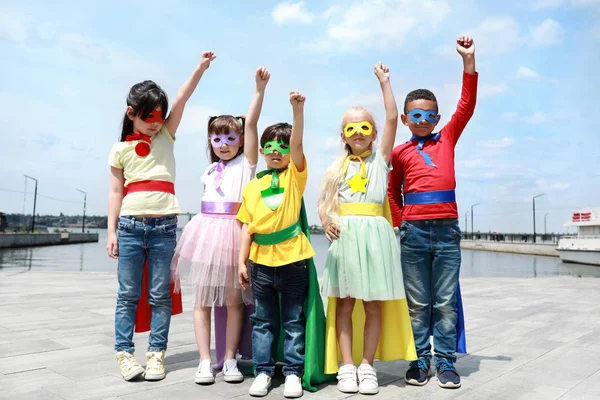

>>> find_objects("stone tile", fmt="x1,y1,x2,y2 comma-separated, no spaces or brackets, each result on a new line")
45,375,142,400
0,344,107,374
0,389,65,400
0,368,73,395
0,339,68,357
117,382,228,400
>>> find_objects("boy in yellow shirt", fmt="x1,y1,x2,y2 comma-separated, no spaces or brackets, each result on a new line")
237,91,313,398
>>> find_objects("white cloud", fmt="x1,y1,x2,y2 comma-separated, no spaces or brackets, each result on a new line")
176,105,221,136
322,5,341,18
336,92,381,108
551,183,571,191
471,16,522,54
479,83,509,99
501,112,518,121
592,24,600,39
457,159,485,169
60,33,107,61
516,66,540,80
527,136,535,141
323,137,343,151
0,10,28,42
525,111,552,124
528,19,564,47
479,138,517,148
272,1,314,25
532,0,600,7
306,0,451,52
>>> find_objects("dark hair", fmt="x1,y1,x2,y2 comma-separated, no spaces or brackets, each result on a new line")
403,89,438,113
260,123,292,148
207,115,246,163
120,80,168,141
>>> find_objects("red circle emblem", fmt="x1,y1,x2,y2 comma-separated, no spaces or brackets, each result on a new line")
135,142,151,157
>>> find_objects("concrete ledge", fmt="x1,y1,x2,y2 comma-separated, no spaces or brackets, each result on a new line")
461,240,559,257
0,233,99,248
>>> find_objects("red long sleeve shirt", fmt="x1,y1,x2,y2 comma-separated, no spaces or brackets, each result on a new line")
388,72,478,226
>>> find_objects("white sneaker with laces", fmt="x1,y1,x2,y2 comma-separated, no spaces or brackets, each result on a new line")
223,359,244,383
194,359,215,384
144,351,166,381
283,374,303,398
115,351,144,381
358,364,379,394
249,373,272,397
336,364,358,393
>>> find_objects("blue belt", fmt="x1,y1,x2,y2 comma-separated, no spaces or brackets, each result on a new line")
404,190,456,205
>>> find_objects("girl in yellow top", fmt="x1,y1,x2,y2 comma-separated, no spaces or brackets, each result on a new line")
318,63,416,394
107,51,215,382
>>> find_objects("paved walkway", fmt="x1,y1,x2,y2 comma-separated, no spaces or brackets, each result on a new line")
1,271,599,399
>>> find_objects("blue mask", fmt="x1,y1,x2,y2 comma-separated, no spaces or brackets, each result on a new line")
407,109,438,124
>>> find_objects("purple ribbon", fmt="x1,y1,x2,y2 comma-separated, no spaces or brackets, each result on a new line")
201,201,241,216
208,160,226,190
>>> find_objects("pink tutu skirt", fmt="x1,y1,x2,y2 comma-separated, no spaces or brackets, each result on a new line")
171,213,253,307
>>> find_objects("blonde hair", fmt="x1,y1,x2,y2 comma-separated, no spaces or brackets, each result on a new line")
318,106,377,230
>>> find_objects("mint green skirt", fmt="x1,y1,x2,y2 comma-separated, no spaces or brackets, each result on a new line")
321,215,405,301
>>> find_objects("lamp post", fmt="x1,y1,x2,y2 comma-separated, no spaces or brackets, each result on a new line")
544,212,548,239
471,203,481,239
24,175,38,233
465,211,469,239
76,189,87,233
533,193,545,243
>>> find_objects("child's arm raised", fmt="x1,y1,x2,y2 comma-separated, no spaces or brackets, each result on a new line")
165,51,216,138
446,36,478,145
289,91,306,172
245,67,270,166
374,62,398,164
106,167,124,259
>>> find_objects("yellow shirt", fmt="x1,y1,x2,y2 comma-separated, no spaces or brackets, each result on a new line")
108,126,181,216
237,159,315,267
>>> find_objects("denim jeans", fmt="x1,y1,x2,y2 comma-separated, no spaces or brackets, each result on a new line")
114,215,177,354
400,219,461,362
250,260,308,377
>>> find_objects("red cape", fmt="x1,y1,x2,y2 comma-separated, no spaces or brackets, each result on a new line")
134,259,183,333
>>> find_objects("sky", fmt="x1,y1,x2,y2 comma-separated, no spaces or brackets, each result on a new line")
0,0,599,233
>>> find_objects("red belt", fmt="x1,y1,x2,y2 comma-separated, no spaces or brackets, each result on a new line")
124,180,175,196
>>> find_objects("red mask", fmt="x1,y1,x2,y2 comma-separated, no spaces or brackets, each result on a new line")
141,109,165,124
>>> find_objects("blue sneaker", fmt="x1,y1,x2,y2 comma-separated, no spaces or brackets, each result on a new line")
436,358,461,388
404,358,430,386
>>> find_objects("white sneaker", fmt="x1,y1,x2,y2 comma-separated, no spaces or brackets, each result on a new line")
358,364,379,394
223,359,244,383
249,373,272,397
144,351,166,381
115,351,144,381
284,374,303,398
194,359,214,384
336,364,358,393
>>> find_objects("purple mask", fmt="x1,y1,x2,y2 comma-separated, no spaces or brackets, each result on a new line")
210,132,240,148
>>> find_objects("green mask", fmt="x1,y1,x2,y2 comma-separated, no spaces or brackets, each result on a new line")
263,140,290,155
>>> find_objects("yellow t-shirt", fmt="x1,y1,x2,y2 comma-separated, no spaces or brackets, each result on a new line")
237,158,315,267
108,126,181,216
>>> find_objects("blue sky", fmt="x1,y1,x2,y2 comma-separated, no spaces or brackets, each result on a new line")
1,0,599,233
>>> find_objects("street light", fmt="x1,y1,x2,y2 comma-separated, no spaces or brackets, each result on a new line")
533,193,545,243
544,213,548,237
76,189,87,233
465,211,469,239
24,175,38,233
471,203,481,239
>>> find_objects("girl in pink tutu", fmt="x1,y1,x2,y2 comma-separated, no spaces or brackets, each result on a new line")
171,67,270,384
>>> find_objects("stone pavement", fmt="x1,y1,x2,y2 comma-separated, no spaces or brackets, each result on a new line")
1,271,599,399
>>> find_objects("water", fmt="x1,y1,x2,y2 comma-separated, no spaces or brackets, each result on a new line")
1,229,600,278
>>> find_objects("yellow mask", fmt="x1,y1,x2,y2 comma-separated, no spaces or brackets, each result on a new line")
343,121,373,137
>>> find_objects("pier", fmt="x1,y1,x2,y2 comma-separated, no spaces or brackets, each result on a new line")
0,233,99,249
1,271,599,399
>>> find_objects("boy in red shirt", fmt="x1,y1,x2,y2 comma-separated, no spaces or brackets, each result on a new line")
388,36,477,389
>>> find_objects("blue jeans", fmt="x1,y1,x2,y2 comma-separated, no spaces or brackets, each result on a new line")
114,215,177,354
250,260,308,377
400,219,461,362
